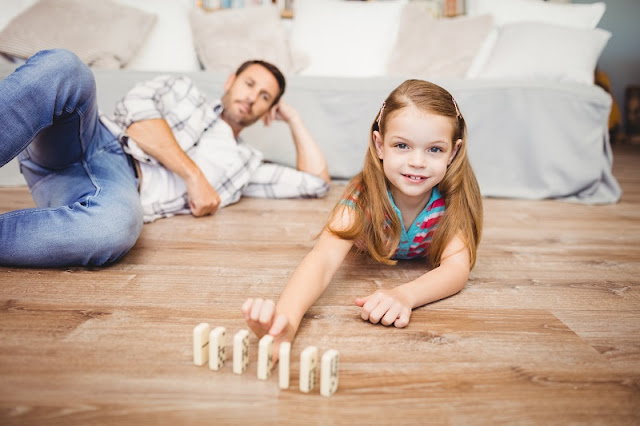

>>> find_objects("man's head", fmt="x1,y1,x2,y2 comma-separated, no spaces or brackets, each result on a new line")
220,60,286,135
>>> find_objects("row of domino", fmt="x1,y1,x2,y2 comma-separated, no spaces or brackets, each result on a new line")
193,323,339,397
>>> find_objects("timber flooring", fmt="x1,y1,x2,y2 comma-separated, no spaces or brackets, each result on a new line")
0,145,639,425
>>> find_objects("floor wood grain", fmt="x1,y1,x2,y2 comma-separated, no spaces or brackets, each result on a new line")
1,145,639,425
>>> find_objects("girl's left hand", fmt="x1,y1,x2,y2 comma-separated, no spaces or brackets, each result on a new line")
354,289,412,328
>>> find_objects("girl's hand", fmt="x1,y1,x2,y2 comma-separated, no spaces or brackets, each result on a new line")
354,289,412,328
241,298,295,363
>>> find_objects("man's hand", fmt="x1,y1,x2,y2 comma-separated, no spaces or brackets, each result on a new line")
185,171,221,217
354,288,412,328
262,100,299,127
126,119,221,217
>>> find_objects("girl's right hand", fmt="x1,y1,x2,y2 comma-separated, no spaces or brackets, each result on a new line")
241,298,294,363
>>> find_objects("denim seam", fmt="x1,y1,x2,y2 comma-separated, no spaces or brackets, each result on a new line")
76,107,101,209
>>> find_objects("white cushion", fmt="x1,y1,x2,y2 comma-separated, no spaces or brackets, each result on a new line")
466,0,606,79
468,0,606,28
290,0,407,77
0,0,156,69
474,22,611,85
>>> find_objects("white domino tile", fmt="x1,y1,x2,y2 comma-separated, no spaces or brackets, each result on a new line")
208,326,226,371
320,349,340,397
233,329,250,374
279,342,291,389
299,346,318,393
257,334,274,380
193,323,210,366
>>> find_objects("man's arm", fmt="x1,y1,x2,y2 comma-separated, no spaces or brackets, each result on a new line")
264,100,331,184
126,118,220,217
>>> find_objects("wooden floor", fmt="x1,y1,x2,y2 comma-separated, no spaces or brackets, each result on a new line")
1,145,639,425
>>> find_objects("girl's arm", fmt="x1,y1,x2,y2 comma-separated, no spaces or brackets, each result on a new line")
242,208,355,354
355,232,471,328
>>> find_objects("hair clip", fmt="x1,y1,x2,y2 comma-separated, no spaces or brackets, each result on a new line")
452,97,461,119
376,101,386,129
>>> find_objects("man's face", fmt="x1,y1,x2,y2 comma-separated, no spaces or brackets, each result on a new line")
220,64,280,130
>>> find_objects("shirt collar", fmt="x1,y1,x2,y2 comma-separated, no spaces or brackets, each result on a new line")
212,100,245,144
387,186,442,214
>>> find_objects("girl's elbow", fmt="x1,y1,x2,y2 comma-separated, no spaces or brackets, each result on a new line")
456,268,471,292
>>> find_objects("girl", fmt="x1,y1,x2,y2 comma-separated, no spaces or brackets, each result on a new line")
242,79,483,356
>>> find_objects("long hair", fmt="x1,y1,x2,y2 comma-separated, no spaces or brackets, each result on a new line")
328,80,483,269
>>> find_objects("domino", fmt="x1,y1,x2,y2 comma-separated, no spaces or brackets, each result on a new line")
208,326,226,371
257,334,274,380
279,342,291,389
193,322,210,366
299,346,318,393
233,329,250,374
320,349,340,397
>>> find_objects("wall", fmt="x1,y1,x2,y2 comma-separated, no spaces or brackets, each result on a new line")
573,0,640,121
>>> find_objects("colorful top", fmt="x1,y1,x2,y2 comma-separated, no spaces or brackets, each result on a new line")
342,186,445,260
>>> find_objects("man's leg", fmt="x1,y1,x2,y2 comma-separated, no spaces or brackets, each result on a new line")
0,49,143,267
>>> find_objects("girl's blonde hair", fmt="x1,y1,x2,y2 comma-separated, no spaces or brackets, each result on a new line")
328,79,483,269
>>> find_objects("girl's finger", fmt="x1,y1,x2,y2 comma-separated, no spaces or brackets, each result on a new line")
269,313,289,336
259,299,276,327
250,298,264,322
241,298,253,318
361,292,383,320
381,303,402,326
354,296,368,306
394,309,411,328
367,297,393,324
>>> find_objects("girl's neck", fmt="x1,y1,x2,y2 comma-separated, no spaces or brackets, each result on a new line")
390,187,433,230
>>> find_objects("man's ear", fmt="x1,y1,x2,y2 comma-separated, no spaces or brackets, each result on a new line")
448,139,462,166
373,130,384,159
223,73,237,92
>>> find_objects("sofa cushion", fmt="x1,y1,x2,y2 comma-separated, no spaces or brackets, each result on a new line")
0,0,156,69
189,6,306,75
290,0,407,77
387,4,493,79
475,22,611,85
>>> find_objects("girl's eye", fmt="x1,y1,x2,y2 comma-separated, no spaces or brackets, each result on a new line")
394,143,408,149
429,146,443,153
261,93,270,101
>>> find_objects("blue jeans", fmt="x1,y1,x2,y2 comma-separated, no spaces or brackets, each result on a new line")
0,49,143,267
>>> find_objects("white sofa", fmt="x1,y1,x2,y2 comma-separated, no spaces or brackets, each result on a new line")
0,0,621,203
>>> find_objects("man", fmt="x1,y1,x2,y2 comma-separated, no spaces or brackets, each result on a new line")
0,49,330,267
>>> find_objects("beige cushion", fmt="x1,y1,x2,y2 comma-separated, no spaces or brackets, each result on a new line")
0,0,156,69
189,6,307,75
387,3,493,79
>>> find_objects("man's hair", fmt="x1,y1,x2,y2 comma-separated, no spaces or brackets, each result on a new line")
235,60,286,106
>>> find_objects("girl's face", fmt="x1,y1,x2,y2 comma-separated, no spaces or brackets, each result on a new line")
373,105,461,203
